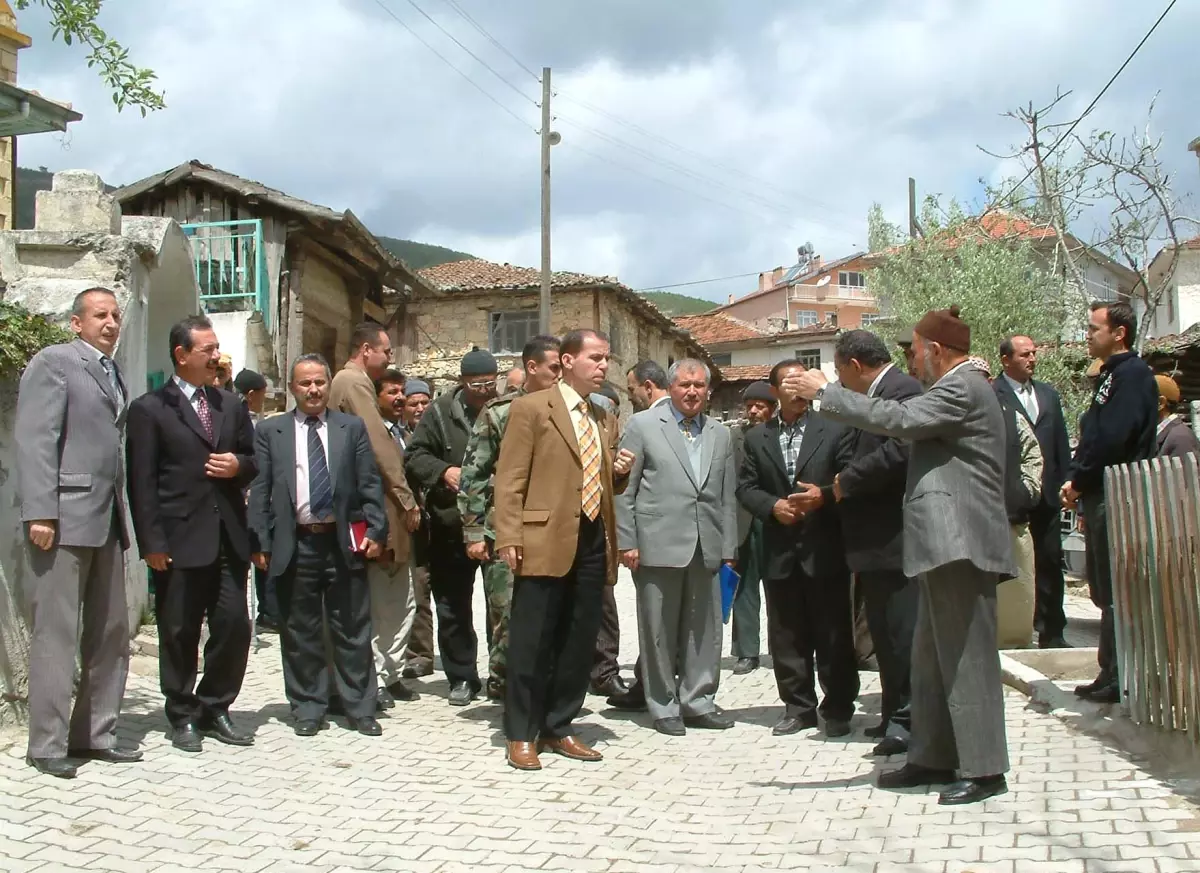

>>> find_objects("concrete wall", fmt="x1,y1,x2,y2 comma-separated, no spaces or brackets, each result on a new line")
717,290,787,330
729,340,838,379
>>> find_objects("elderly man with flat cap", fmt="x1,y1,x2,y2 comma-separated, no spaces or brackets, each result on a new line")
787,305,1014,806
1155,375,1200,458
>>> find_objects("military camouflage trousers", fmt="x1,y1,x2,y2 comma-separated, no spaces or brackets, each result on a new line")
482,555,514,685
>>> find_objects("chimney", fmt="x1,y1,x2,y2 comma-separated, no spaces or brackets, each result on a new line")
727,293,734,304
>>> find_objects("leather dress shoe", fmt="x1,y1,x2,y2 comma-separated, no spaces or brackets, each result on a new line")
772,713,818,736
402,660,433,679
539,735,602,761
448,681,477,707
67,746,144,764
824,718,852,738
255,616,280,634
877,763,956,789
654,717,686,736
864,721,889,739
938,775,1008,805
590,675,628,697
684,707,734,730
872,736,909,757
199,714,254,746
506,740,542,770
486,678,505,702
1075,673,1114,698
1039,634,1071,649
387,680,416,702
376,688,395,711
26,756,78,779
352,716,383,736
294,719,322,737
732,657,760,675
1081,682,1121,704
606,686,647,712
171,724,203,753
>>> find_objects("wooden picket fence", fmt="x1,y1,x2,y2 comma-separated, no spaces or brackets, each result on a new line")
1106,454,1200,741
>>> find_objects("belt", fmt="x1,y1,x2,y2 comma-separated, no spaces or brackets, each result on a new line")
297,522,336,535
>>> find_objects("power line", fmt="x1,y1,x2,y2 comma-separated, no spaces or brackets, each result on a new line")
991,0,1177,212
634,271,762,293
394,0,538,105
437,0,541,81
372,0,534,131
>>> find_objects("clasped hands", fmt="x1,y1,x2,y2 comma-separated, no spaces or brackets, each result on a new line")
772,482,824,525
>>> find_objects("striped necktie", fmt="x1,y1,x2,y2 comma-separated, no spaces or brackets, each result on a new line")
306,416,333,520
577,400,601,521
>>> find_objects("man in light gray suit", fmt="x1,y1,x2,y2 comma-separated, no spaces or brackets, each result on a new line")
16,287,143,779
790,305,1014,806
616,359,739,736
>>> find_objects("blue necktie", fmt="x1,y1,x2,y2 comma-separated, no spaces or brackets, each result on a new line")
306,416,333,520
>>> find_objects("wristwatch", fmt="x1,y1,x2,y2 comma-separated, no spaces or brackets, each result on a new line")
812,385,826,411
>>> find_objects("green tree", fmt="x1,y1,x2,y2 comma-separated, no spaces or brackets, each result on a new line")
867,197,1092,429
15,0,164,114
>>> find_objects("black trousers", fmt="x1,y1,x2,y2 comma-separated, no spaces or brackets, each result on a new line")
590,584,621,686
253,565,279,624
1029,503,1068,639
859,569,918,732
428,522,481,690
505,514,607,741
153,528,251,728
1082,495,1118,684
276,531,375,720
764,566,859,721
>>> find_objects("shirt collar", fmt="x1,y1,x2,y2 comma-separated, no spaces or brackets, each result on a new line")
1002,373,1032,393
867,363,893,398
776,410,807,431
173,374,204,402
294,408,327,425
559,380,588,412
1158,414,1178,436
650,395,671,409
77,339,111,362
670,402,703,427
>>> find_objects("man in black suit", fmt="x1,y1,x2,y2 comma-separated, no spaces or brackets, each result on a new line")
126,315,258,753
995,335,1072,649
830,330,923,755
736,359,858,738
249,353,388,737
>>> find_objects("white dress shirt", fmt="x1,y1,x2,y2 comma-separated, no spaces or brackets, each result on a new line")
867,363,894,399
294,409,332,524
559,381,599,451
1002,373,1040,422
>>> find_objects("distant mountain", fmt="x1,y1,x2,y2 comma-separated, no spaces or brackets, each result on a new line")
640,291,717,316
376,236,473,270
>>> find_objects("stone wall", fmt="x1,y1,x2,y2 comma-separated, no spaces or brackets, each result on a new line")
0,3,29,231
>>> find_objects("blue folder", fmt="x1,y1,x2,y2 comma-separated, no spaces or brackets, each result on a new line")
719,563,740,624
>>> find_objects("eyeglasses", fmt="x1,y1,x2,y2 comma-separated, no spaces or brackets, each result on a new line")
465,379,497,391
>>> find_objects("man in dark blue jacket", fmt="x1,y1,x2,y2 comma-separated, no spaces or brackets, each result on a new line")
1061,301,1157,704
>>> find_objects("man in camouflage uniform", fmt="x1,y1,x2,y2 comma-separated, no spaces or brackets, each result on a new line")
458,335,562,701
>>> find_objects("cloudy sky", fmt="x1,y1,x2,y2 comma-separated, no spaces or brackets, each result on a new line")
15,0,1200,304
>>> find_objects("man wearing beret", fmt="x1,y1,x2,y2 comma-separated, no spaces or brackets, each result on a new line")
788,305,1014,805
1155,374,1200,458
728,381,776,675
399,379,437,677
405,348,499,705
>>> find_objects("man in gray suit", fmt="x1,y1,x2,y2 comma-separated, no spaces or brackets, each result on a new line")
616,359,739,736
790,305,1015,806
16,287,142,778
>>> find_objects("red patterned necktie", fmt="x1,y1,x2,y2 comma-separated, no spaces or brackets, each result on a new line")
195,390,214,442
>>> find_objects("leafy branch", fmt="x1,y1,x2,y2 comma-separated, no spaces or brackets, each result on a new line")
0,300,72,379
15,0,164,114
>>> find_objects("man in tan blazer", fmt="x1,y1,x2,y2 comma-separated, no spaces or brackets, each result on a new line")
330,323,421,707
494,329,634,771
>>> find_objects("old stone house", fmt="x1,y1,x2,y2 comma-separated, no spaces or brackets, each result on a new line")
116,160,433,391
399,259,713,405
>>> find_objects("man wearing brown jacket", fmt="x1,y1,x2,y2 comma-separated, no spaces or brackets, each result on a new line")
494,329,634,771
330,323,421,707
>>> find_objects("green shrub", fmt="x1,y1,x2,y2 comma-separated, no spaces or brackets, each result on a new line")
0,301,72,380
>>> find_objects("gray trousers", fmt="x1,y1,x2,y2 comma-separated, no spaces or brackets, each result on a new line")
909,561,1009,779
367,559,415,687
731,521,763,659
633,548,722,721
26,531,129,758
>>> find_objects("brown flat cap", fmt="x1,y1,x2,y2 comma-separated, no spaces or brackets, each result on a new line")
915,305,970,353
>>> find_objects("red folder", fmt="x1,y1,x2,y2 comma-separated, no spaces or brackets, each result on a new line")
349,520,368,553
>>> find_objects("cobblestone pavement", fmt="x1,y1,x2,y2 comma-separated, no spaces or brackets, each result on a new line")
2,570,1199,873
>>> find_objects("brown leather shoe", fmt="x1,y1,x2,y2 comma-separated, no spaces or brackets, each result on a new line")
539,735,603,762
506,741,542,771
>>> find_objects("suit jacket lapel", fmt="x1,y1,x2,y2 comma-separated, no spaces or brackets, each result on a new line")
163,380,214,447
698,416,717,489
792,413,825,477
326,413,345,495
76,341,119,413
279,416,297,508
548,391,581,462
659,407,699,490
998,376,1035,426
762,419,788,479
1033,381,1051,425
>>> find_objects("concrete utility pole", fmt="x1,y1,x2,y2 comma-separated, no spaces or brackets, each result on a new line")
908,177,921,239
539,67,553,334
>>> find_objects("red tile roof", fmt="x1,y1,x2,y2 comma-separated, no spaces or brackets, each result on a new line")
719,365,773,383
418,259,613,291
673,312,766,345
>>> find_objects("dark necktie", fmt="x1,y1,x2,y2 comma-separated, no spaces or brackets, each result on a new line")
306,415,333,519
195,389,214,442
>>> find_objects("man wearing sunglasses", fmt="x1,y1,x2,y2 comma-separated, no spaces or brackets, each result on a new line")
405,347,499,706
